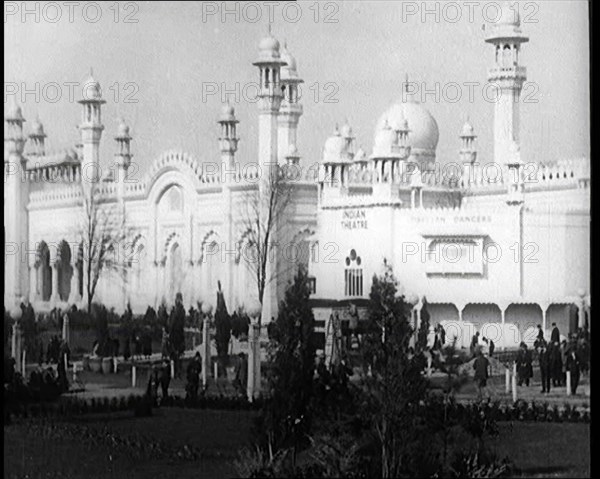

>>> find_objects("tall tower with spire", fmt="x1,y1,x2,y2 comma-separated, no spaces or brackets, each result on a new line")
4,101,29,307
217,104,239,171
114,119,133,212
78,70,106,196
28,117,46,157
459,119,477,164
485,2,528,164
252,26,286,324
277,41,303,164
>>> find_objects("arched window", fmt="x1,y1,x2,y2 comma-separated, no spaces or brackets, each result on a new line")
57,240,73,302
167,242,183,303
37,242,52,301
168,186,182,212
344,249,363,297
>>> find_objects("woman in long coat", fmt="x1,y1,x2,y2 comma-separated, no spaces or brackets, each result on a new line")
516,342,533,386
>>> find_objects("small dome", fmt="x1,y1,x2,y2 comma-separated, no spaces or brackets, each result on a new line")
372,119,397,158
353,147,367,163
117,120,130,137
257,31,281,62
280,43,297,72
394,112,409,132
30,117,45,137
497,2,520,27
460,120,475,137
323,126,347,163
259,35,280,52
6,102,24,121
340,122,353,138
219,104,237,122
82,73,102,101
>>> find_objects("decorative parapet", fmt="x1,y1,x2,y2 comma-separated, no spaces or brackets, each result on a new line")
29,184,83,205
25,150,81,184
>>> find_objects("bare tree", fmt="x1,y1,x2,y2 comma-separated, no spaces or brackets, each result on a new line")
240,166,294,325
79,183,132,313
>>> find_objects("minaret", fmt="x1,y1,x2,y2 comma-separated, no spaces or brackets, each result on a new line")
459,119,477,164
218,104,239,308
28,117,46,157
217,103,239,172
78,70,106,195
485,2,528,164
278,41,303,164
114,119,133,211
252,26,286,324
321,124,349,199
284,144,300,166
4,101,29,308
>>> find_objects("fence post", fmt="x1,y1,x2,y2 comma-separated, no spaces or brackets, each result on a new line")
132,365,136,388
22,349,27,378
170,359,175,378
426,354,432,378
72,363,77,382
566,371,571,396
113,357,118,374
512,362,517,402
505,367,510,394
213,361,218,380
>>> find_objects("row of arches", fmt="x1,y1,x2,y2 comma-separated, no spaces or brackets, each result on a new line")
33,240,83,303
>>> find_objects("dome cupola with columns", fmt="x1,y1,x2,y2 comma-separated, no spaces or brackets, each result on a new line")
373,78,439,165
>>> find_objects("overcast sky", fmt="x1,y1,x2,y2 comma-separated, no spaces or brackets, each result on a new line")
4,1,590,176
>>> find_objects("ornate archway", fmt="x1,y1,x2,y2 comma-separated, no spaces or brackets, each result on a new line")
37,242,52,301
57,240,73,302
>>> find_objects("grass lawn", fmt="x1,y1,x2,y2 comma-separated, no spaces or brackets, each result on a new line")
4,408,257,479
4,406,590,479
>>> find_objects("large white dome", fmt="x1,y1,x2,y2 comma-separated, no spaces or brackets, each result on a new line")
374,100,439,157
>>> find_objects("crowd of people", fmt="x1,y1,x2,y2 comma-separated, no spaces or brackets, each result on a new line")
531,322,590,395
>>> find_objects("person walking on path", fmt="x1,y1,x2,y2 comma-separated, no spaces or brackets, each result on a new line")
159,359,171,403
537,341,551,394
161,327,170,359
470,332,480,358
186,352,202,401
232,352,248,397
556,340,568,387
146,366,159,405
473,349,491,401
516,342,533,387
535,325,544,348
566,349,581,395
551,323,560,344
488,338,495,358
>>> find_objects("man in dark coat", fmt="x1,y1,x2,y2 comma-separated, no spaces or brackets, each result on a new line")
534,325,544,348
549,341,563,387
566,350,581,395
470,332,480,358
488,339,495,358
159,359,171,402
537,341,551,393
516,342,533,386
232,352,247,397
186,352,202,401
146,366,159,405
473,350,490,401
550,323,560,344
